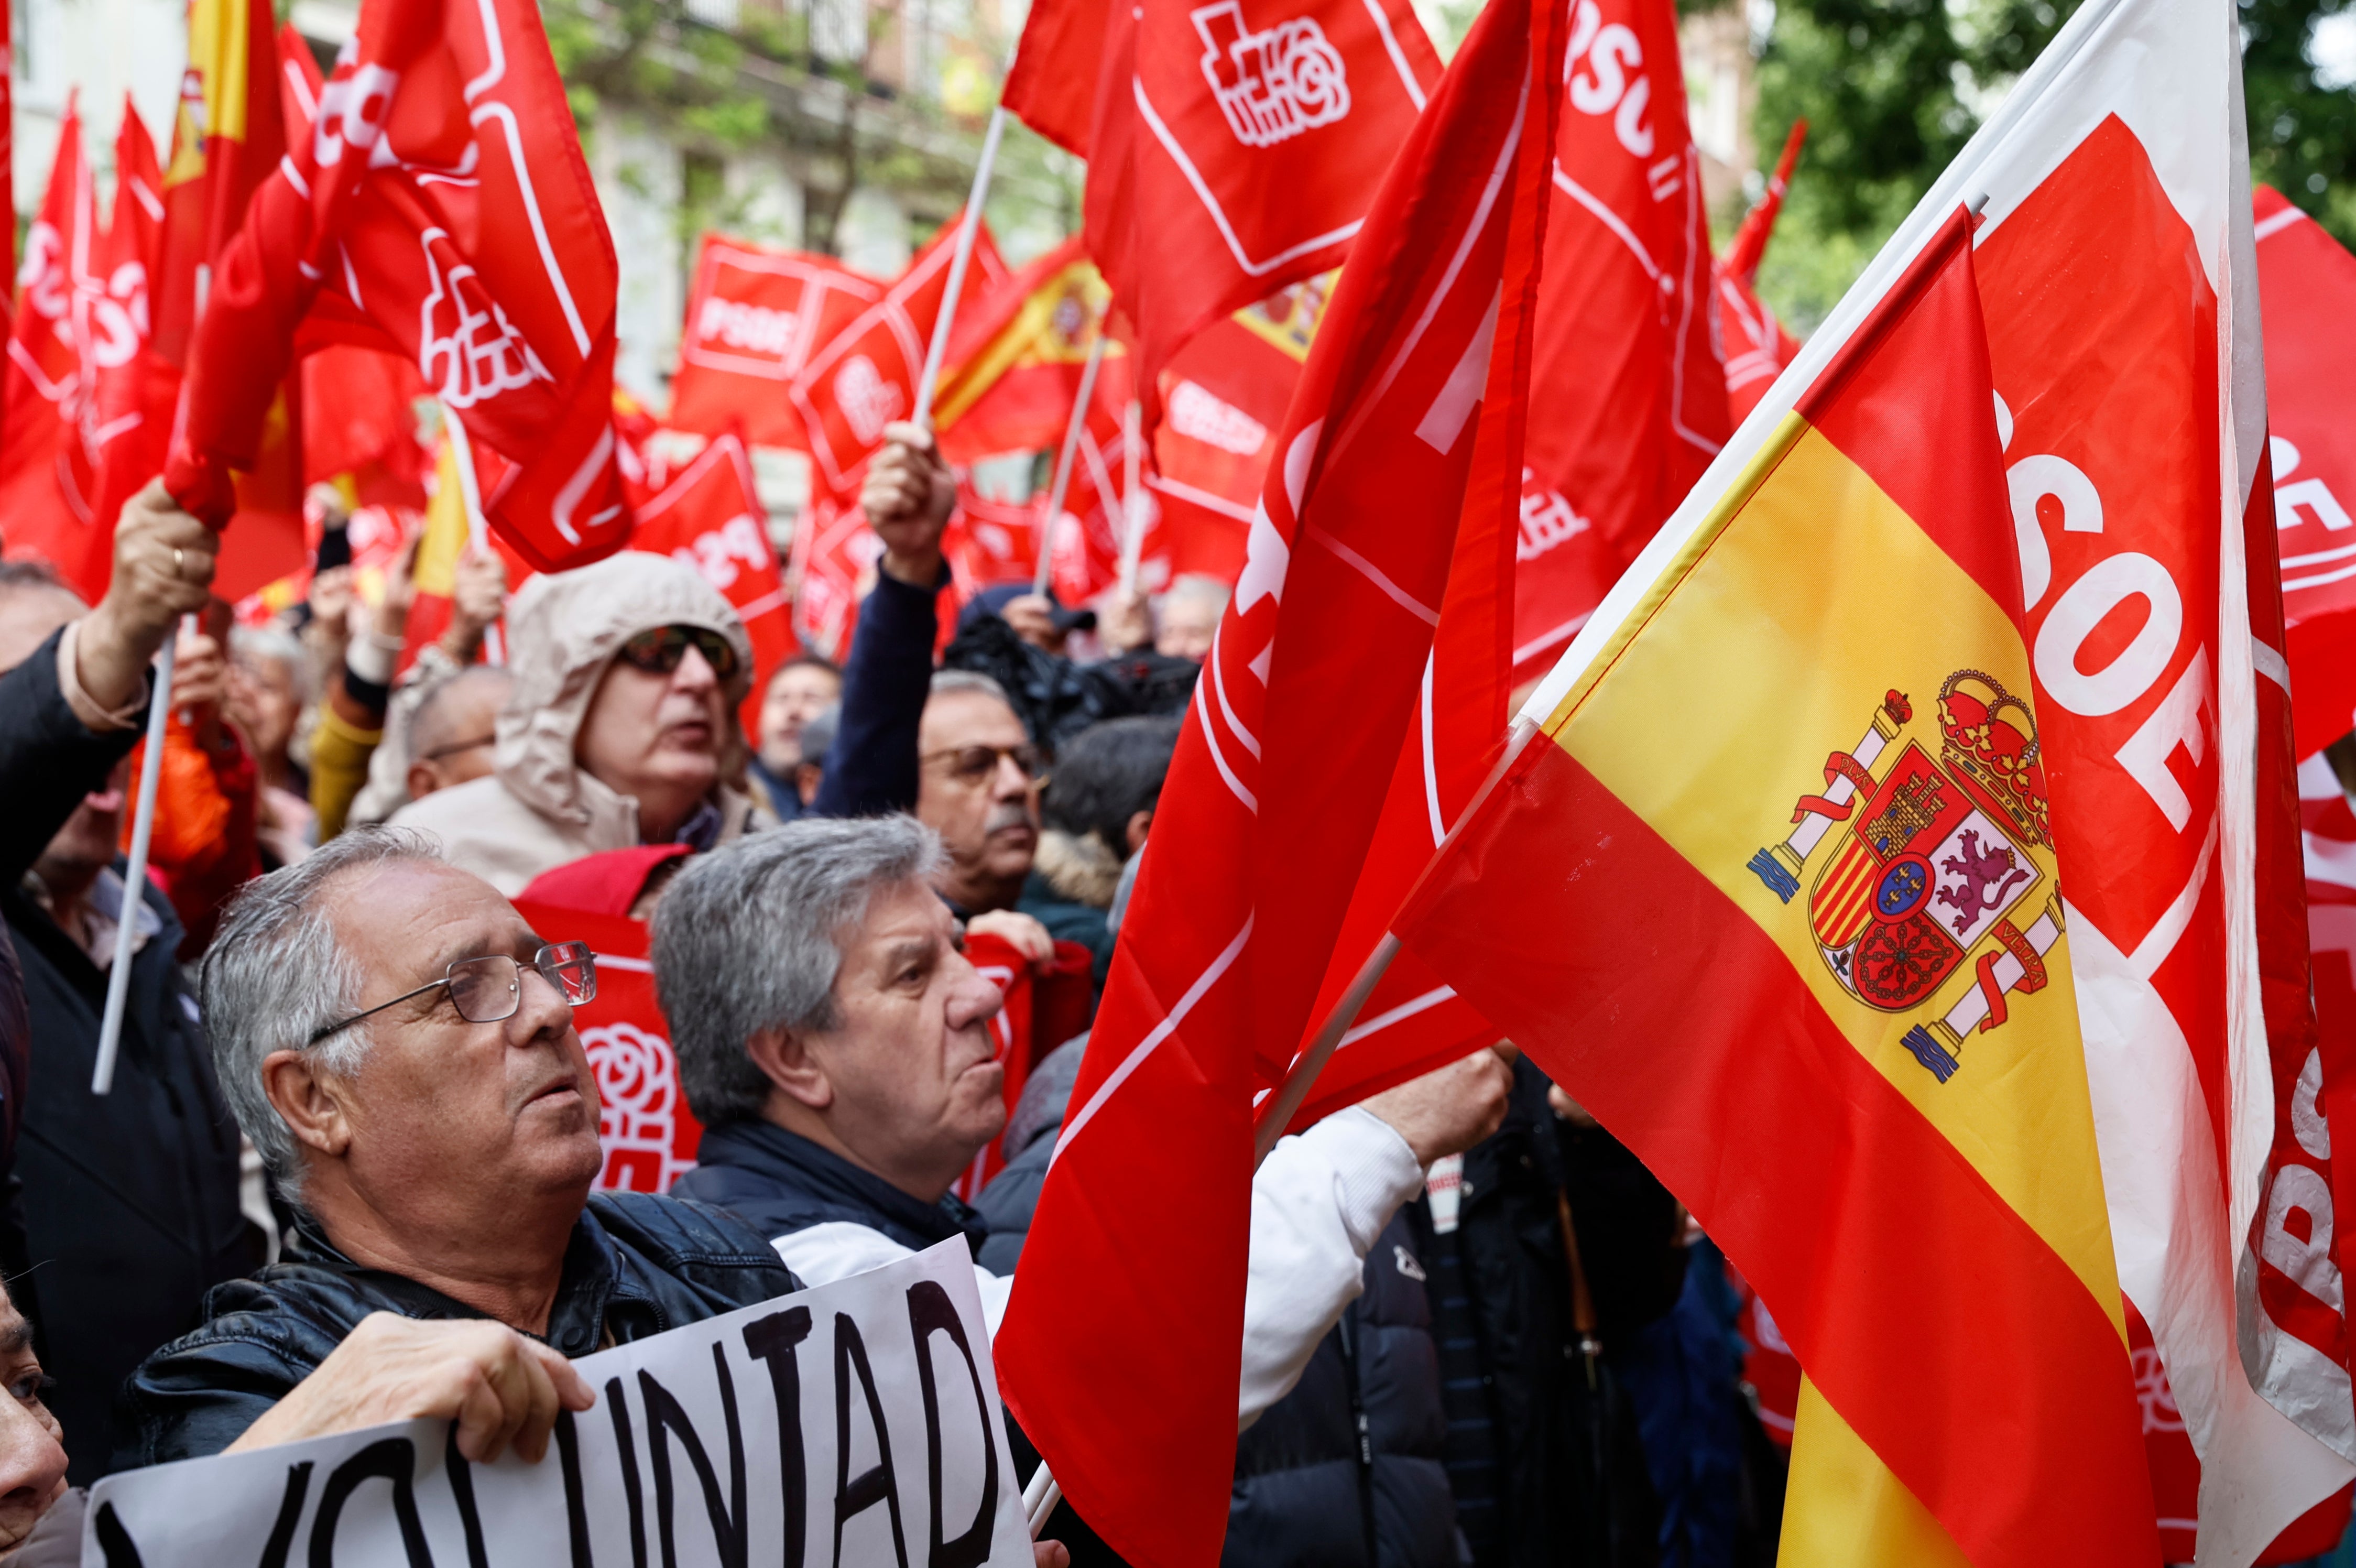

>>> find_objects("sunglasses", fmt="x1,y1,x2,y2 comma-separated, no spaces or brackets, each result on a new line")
617,625,740,681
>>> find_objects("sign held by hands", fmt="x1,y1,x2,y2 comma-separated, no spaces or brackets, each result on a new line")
83,1240,1031,1568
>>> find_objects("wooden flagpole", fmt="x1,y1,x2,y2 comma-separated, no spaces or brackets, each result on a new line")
913,104,1008,429
1031,329,1108,597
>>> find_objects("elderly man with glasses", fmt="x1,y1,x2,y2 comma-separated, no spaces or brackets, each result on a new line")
388,551,775,896
114,827,810,1470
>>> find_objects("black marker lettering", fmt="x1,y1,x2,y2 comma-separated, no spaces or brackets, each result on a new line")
639,1347,748,1568
609,1375,649,1568
906,1281,998,1568
555,1407,595,1568
831,1313,909,1568
444,1427,490,1568
255,1461,314,1568
743,1307,814,1568
92,1500,148,1568
306,1437,433,1568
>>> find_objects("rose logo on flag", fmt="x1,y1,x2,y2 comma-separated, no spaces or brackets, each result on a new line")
834,353,903,444
582,1021,697,1194
1745,672,2062,1084
1168,380,1267,454
1192,0,1352,147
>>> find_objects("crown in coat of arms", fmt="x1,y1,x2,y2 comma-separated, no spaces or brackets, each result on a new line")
1936,671,2050,849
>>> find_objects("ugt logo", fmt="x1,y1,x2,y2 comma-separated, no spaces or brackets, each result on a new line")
1192,0,1351,148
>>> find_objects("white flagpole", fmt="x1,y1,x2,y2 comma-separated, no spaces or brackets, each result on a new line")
913,104,1008,429
93,628,179,1095
440,403,504,665
1032,330,1108,597
1114,397,1146,597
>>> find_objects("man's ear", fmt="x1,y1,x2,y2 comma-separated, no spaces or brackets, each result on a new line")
261,1049,354,1162
1125,809,1153,856
405,761,438,802
746,1027,833,1112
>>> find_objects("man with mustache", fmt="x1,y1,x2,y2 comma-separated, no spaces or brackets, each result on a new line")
0,487,256,1483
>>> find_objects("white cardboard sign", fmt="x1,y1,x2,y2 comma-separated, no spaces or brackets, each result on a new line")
82,1239,1031,1568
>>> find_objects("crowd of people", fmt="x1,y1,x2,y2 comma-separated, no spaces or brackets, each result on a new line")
0,420,1786,1566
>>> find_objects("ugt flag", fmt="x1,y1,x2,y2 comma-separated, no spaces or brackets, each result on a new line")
993,0,1565,1555
1406,0,2356,1556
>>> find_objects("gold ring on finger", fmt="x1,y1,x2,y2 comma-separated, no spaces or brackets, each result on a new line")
172,547,186,581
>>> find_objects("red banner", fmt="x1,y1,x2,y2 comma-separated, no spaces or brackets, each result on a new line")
669,236,884,450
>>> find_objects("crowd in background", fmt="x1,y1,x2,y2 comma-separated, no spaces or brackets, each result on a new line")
0,422,1791,1567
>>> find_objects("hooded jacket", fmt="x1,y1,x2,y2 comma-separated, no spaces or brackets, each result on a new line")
388,553,770,894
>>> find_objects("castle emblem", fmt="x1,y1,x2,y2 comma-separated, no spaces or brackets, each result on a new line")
1745,671,2063,1084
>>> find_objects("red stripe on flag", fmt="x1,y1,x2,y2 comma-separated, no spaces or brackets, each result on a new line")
1400,735,2158,1568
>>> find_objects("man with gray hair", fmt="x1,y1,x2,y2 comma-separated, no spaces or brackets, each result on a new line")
116,828,804,1468
657,818,1514,1425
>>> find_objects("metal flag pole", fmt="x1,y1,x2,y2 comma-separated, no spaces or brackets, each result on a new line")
1031,330,1108,597
1114,398,1147,598
913,104,1008,429
93,628,179,1094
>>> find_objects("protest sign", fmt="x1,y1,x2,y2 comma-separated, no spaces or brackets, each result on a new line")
83,1240,1033,1568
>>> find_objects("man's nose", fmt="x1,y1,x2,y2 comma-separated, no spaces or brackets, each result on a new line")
514,961,576,1042
991,750,1033,801
672,644,720,694
0,1395,66,1519
944,956,1005,1031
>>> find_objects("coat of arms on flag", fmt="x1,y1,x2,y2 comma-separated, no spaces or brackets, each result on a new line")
1744,673,2063,1081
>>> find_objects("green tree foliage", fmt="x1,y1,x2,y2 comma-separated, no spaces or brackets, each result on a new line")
1750,0,2356,330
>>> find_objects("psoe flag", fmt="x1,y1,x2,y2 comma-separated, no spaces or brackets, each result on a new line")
1399,207,2157,1566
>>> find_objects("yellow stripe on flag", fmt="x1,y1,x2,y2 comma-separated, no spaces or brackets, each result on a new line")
1551,421,2121,1322
166,0,252,187
1782,1377,1971,1567
931,259,1109,431
414,441,472,597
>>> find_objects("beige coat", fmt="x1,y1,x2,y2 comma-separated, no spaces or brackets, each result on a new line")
388,551,772,895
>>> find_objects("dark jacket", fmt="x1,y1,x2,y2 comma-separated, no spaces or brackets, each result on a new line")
1224,1213,1456,1568
1405,1061,1668,1568
671,1117,988,1254
2,627,252,1484
119,1191,800,1467
811,570,945,820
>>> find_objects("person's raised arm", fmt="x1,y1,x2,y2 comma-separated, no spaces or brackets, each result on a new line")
1236,1047,1514,1427
71,481,217,714
810,422,957,819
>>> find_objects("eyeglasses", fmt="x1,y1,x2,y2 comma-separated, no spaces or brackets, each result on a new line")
306,942,598,1045
616,625,740,682
921,742,1047,787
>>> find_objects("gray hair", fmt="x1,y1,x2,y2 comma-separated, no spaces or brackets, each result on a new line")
231,623,315,704
198,826,445,1197
652,815,943,1127
1162,574,1231,614
927,668,1013,707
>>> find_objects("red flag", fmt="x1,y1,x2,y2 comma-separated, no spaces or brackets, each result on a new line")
302,344,428,484
1076,0,1440,404
1147,273,1334,583
788,215,1007,498
946,478,1050,587
668,235,884,450
82,103,175,542
994,0,1564,1555
0,99,100,591
934,235,1112,464
151,0,286,373
1509,0,1729,683
1032,353,1169,604
2255,187,2356,756
626,431,797,736
949,932,1096,1201
787,482,880,660
165,0,628,575
1001,0,1107,156
1716,123,1806,427
0,0,13,330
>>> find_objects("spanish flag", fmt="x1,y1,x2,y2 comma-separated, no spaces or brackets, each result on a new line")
933,234,1115,463
1398,209,2158,1563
